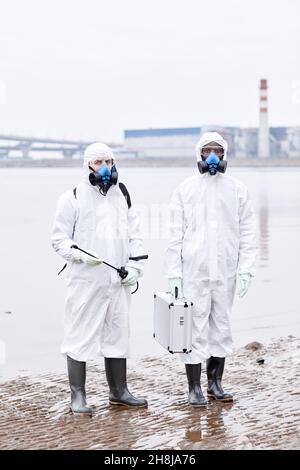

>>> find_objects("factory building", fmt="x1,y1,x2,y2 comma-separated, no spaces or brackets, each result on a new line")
124,126,238,159
124,127,201,158
124,79,300,159
124,125,300,159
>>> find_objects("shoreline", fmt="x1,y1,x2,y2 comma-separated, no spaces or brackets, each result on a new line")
0,336,299,450
1,157,300,168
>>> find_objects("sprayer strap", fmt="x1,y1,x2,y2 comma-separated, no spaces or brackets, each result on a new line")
73,183,131,209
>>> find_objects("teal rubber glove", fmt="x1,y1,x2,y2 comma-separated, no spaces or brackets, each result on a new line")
238,273,252,298
121,267,140,286
168,277,183,299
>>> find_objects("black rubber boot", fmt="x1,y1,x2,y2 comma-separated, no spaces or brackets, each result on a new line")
185,363,207,407
104,358,148,408
67,355,93,415
206,356,233,402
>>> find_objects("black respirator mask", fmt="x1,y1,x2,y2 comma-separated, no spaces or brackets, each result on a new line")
197,151,227,176
89,162,118,194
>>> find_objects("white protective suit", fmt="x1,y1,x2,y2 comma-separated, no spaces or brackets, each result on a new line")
164,132,257,363
51,143,144,361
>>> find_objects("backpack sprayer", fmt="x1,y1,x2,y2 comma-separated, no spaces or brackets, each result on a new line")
65,245,148,294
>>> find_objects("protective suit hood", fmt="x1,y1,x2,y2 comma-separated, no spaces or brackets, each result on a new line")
83,143,115,172
195,132,228,162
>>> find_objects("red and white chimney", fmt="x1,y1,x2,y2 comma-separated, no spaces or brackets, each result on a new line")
258,79,270,158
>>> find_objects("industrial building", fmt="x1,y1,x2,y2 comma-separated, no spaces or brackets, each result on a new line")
124,125,300,159
124,80,300,159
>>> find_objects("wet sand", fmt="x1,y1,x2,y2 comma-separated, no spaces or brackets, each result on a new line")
0,336,300,450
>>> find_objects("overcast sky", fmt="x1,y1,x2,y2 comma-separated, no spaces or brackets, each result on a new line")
0,0,299,142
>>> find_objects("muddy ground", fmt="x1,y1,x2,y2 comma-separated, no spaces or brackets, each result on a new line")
0,336,299,450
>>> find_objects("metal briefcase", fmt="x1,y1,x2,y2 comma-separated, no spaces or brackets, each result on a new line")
153,292,193,354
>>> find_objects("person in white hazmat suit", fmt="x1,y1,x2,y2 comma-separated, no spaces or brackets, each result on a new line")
164,132,257,407
51,143,147,414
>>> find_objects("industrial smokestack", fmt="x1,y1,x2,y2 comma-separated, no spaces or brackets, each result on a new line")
258,79,270,158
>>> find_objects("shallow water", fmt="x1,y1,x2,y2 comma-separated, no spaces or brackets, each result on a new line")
0,166,300,378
